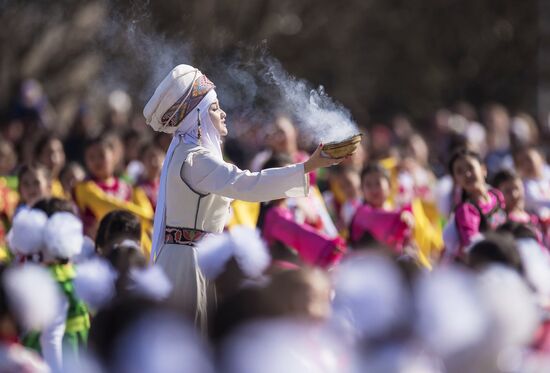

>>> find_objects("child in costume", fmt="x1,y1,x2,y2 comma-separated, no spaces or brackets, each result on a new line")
323,165,362,236
95,210,142,257
34,134,66,199
257,155,346,269
7,205,90,372
492,169,547,246
492,170,540,226
35,211,90,371
350,163,414,254
443,149,507,260
74,136,153,255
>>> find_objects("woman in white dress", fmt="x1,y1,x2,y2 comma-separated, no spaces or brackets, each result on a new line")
143,65,342,329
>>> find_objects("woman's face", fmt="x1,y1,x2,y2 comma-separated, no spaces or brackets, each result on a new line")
452,155,486,193
362,172,390,208
209,100,227,136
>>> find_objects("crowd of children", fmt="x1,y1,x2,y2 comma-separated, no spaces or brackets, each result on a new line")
1,81,550,372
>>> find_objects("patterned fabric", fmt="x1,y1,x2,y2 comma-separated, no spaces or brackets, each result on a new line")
50,264,90,336
466,189,507,233
161,75,215,128
165,226,209,246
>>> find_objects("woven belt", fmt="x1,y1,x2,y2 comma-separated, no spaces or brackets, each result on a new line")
165,226,209,246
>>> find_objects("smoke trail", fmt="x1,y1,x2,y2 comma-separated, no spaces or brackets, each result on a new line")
260,55,359,143
206,46,359,144
98,6,358,144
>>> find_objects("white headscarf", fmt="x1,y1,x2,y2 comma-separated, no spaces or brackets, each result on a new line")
144,65,222,261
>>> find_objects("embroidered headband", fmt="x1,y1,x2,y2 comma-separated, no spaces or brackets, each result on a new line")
160,74,216,129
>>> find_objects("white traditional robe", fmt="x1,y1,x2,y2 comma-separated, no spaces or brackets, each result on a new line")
155,142,309,328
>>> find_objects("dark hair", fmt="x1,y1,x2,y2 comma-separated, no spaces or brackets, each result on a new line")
263,153,293,169
491,169,519,189
123,129,141,144
360,163,390,185
496,221,539,241
17,163,51,184
447,148,483,176
95,210,141,256
107,244,147,295
84,135,114,152
33,134,62,160
467,232,524,274
32,197,76,216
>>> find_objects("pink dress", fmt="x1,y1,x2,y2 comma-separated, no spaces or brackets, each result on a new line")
454,189,506,249
262,205,345,268
350,204,412,253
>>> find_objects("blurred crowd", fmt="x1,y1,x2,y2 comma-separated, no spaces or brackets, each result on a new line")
1,79,550,372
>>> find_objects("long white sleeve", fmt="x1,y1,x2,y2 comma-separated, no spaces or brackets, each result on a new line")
181,149,309,202
40,296,68,373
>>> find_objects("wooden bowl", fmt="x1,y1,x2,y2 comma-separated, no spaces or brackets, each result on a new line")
322,133,363,158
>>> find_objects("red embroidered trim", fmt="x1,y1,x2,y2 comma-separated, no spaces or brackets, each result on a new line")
164,226,209,246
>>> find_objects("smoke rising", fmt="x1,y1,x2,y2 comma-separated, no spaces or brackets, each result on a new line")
100,6,358,144
207,47,359,143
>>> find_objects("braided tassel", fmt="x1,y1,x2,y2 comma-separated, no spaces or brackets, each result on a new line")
197,108,202,145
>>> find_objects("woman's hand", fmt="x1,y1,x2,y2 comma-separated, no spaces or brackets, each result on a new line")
303,144,345,173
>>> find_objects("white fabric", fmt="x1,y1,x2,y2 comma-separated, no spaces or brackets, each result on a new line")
154,140,308,328
143,65,200,134
181,148,308,201
6,208,48,256
150,90,221,262
40,296,68,373
153,141,308,262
